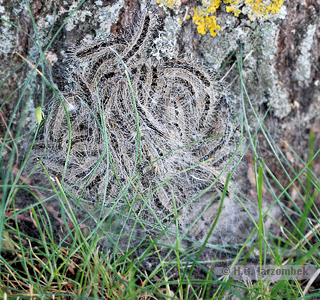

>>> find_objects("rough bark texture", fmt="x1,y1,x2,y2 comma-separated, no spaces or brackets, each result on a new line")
1,0,320,247
1,1,319,111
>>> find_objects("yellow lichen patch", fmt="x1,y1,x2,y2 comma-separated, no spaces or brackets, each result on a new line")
244,0,285,20
224,0,285,19
156,0,286,37
156,0,181,10
192,0,221,37
223,0,241,17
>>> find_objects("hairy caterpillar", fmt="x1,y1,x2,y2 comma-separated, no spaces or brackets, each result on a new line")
33,8,239,247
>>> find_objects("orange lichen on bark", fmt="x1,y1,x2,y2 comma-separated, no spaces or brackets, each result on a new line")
224,0,285,19
156,0,286,37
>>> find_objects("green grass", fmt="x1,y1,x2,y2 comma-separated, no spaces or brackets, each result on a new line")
1,1,320,299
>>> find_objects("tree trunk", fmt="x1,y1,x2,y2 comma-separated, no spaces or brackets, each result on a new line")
1,0,320,246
